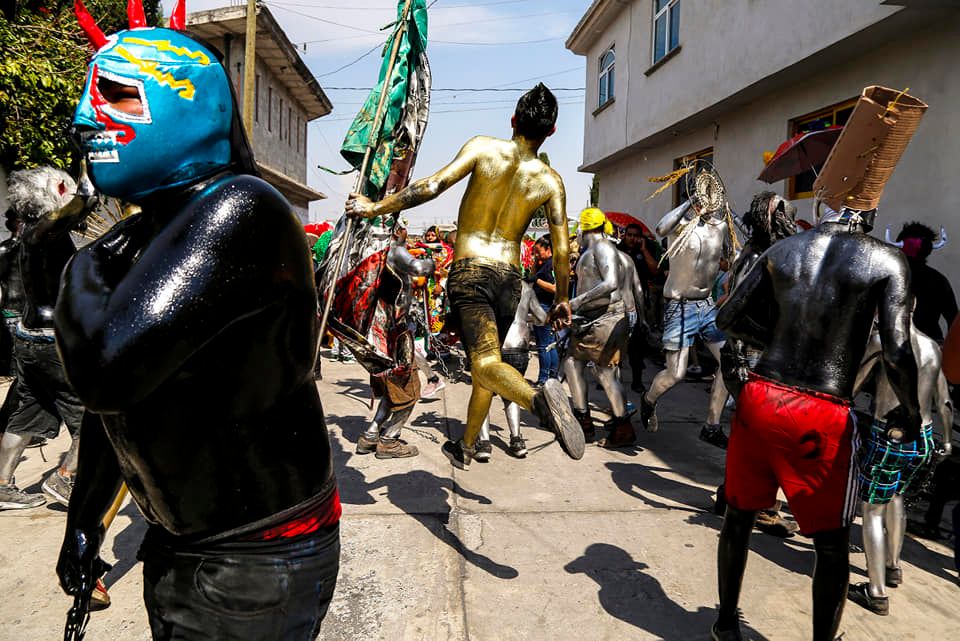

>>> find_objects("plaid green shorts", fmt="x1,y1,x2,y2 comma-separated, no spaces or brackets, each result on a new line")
858,420,933,505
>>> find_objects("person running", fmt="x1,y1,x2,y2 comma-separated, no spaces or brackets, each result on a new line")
345,83,584,469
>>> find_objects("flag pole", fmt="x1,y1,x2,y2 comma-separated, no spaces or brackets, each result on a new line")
317,0,416,342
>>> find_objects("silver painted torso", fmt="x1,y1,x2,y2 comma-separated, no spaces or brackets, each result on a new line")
658,201,727,300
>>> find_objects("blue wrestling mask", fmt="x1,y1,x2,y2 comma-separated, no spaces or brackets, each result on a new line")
72,1,233,202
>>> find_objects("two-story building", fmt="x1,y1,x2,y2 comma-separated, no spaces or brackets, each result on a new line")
187,3,332,222
567,0,960,284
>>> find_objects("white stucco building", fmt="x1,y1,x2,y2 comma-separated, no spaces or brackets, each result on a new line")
567,0,960,285
187,4,332,222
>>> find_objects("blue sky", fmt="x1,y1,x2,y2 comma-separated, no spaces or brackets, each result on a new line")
160,0,594,231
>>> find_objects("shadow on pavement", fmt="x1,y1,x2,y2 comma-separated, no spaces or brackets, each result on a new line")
106,501,148,588
329,436,518,579
565,543,770,641
607,462,818,578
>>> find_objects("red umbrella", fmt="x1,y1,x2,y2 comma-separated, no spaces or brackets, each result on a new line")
604,211,652,235
758,126,843,183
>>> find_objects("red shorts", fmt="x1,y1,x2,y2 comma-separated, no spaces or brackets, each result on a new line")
725,375,860,535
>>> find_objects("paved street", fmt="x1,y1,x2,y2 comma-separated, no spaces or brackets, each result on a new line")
0,360,957,641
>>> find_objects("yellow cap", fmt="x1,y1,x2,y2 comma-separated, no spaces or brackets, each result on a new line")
579,208,614,235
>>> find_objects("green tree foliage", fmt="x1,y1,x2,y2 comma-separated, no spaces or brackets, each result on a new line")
0,1,163,171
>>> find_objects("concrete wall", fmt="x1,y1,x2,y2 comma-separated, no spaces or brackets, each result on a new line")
219,36,309,183
593,17,960,294
581,0,903,168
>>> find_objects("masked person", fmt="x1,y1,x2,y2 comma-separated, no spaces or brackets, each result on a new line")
640,196,731,449
892,222,957,342
0,199,26,431
356,226,436,459
0,166,94,510
563,209,634,447
346,83,583,469
55,4,339,639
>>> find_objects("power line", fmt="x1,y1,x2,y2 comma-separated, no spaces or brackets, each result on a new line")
268,0,536,11
316,99,583,122
324,86,585,92
315,41,385,77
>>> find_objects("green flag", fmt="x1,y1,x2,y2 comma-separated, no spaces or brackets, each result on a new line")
341,0,428,195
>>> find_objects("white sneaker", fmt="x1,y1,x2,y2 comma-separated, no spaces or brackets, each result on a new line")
421,379,446,399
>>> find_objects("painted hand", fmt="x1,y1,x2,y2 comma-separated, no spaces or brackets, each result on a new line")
345,192,375,218
548,301,572,331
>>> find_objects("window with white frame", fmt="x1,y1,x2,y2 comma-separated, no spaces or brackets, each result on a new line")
652,0,680,64
598,47,615,108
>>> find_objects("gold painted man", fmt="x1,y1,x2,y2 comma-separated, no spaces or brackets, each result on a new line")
345,84,584,468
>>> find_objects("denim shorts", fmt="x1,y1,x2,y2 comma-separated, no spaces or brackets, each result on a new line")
661,298,726,351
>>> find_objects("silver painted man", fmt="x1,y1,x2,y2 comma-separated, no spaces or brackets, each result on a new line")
478,281,547,460
640,198,731,448
848,321,952,615
562,209,634,448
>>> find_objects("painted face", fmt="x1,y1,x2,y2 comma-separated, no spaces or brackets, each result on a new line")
74,28,232,202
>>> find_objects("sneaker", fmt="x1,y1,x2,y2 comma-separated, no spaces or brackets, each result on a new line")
699,424,729,450
710,622,743,641
0,480,46,510
847,582,888,616
509,435,527,458
26,436,47,448
356,434,378,455
375,438,419,459
442,440,474,470
532,379,584,460
640,395,658,432
474,439,492,462
599,416,636,449
885,566,903,588
42,471,74,506
90,578,111,611
421,379,446,399
574,408,596,443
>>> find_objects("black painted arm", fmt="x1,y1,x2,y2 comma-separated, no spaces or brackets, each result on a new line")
57,412,122,596
878,259,922,440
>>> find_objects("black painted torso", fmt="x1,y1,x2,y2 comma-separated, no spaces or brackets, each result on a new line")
718,224,919,425
55,174,334,537
20,231,76,329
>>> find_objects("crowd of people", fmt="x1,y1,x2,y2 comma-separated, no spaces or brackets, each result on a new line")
0,4,957,641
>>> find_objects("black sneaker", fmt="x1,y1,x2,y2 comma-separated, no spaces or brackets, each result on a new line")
474,439,492,462
532,379,584,460
442,440,474,470
639,395,658,432
509,435,527,458
885,566,903,588
699,424,729,450
26,436,47,448
0,480,46,510
710,622,743,641
847,582,888,616
42,471,74,507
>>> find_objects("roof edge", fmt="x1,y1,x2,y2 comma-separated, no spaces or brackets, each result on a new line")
566,0,632,55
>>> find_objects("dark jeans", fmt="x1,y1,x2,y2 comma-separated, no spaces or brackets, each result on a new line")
627,321,646,384
447,258,521,358
5,333,84,438
140,523,340,641
533,308,558,383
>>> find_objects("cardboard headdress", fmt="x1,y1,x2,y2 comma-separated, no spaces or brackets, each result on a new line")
813,86,927,211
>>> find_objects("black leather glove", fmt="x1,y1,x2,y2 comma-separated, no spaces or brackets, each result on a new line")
57,527,110,597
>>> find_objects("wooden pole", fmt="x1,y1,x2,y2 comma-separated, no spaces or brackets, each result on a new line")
317,0,416,341
242,0,258,139
101,484,128,532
